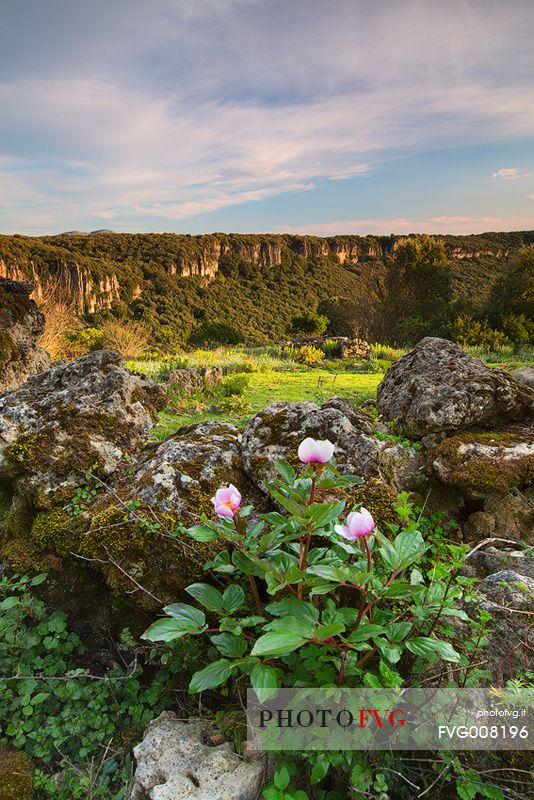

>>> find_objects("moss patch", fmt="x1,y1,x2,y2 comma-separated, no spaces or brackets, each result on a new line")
0,748,34,800
430,431,534,496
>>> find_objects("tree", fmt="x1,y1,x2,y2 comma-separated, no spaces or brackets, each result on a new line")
290,312,329,336
385,236,452,343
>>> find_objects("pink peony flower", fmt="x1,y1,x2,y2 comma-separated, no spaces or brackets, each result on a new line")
298,437,335,464
334,507,376,540
211,484,242,518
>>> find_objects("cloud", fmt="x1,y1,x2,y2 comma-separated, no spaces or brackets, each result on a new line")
1,1,534,232
329,164,369,181
275,215,534,237
491,167,529,180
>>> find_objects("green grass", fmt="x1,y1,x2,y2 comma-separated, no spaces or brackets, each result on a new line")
127,341,533,441
152,369,382,440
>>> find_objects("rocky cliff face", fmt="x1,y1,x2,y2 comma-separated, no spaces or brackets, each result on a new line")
0,230,531,315
0,278,51,392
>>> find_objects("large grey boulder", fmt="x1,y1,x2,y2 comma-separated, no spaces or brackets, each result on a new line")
129,713,265,800
429,431,534,500
241,397,425,493
377,337,534,438
0,277,50,392
512,366,534,389
0,349,166,509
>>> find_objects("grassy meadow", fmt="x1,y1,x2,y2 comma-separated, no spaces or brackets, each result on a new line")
126,342,533,440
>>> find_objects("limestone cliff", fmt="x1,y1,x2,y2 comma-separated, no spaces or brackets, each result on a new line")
0,230,532,315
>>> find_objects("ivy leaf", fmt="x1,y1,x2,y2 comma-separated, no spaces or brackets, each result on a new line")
406,637,461,662
222,584,245,613
189,659,235,693
186,583,224,613
251,631,308,657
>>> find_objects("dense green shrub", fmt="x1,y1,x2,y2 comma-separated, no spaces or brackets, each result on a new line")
188,322,245,346
290,312,329,336
0,574,192,799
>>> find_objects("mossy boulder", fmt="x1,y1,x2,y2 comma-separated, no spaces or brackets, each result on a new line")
241,396,424,493
0,349,166,509
3,421,260,611
377,337,534,438
0,277,50,392
430,430,534,499
0,747,34,800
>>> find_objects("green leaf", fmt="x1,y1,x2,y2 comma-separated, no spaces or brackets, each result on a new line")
456,781,478,800
406,637,461,662
0,596,20,611
186,583,224,612
30,573,48,586
410,568,425,585
222,584,245,613
394,530,427,571
251,663,278,702
274,459,296,484
270,488,303,516
188,523,219,542
307,564,343,582
189,659,235,693
162,603,206,629
306,500,346,527
314,623,345,641
310,753,330,784
232,550,265,577
274,765,290,791
265,598,319,626
387,621,413,642
348,624,388,643
377,642,402,664
251,631,307,657
141,618,191,642
210,632,248,658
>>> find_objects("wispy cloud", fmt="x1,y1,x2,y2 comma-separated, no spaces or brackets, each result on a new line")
329,164,369,181
491,167,529,180
1,0,534,232
276,215,534,236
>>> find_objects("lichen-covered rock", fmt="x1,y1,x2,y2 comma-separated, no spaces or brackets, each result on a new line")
8,421,257,609
242,397,425,495
0,747,34,800
120,421,244,516
377,337,534,438
512,366,534,389
462,547,534,581
0,277,50,392
455,569,534,684
130,713,265,800
430,431,534,500
0,349,166,509
463,510,496,542
483,491,534,544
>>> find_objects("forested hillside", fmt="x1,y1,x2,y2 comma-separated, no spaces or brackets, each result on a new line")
0,230,532,347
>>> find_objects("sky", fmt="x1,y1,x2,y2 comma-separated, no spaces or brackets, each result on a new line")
1,0,534,237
